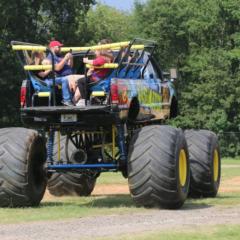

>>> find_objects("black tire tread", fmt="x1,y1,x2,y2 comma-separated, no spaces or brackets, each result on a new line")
0,127,47,207
47,134,96,196
185,129,221,198
128,125,190,209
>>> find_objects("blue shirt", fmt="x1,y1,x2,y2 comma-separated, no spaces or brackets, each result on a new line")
47,54,73,77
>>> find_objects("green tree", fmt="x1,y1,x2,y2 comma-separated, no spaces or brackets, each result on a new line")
83,4,135,44
0,0,94,127
134,0,240,156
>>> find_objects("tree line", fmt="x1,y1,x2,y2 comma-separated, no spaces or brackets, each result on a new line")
0,0,239,156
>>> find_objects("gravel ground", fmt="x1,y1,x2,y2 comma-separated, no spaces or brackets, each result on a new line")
0,205,240,240
1,172,240,240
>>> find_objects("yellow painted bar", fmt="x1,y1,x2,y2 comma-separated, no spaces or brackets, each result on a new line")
12,43,129,52
12,42,145,52
61,44,144,52
61,41,130,52
12,45,46,51
24,65,52,70
86,63,118,69
91,91,106,97
111,44,145,50
38,92,50,97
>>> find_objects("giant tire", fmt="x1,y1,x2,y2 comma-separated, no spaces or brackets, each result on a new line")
47,135,96,196
185,130,221,198
128,125,190,209
0,128,47,207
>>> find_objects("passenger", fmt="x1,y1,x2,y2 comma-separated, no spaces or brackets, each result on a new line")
75,39,114,107
47,40,82,105
83,39,113,82
31,51,73,106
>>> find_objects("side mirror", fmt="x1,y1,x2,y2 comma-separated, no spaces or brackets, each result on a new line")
170,68,177,79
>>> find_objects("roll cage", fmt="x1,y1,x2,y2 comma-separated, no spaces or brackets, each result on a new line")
11,39,159,107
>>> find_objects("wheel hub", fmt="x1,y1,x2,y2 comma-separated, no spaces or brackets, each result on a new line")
213,149,219,182
179,149,187,187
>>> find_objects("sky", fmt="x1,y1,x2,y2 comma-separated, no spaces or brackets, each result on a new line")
98,0,146,11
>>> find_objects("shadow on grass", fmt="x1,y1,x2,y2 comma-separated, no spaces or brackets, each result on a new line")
40,193,215,210
182,202,212,210
40,194,135,208
216,194,240,199
83,194,136,208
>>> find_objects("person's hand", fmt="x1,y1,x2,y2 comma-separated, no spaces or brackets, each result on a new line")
83,57,89,63
64,53,72,61
68,53,73,59
42,59,51,65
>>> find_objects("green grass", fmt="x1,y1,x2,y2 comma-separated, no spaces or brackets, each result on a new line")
222,158,240,180
97,172,128,185
186,192,240,207
0,194,145,224
95,225,240,240
222,166,240,180
0,158,240,224
222,157,240,165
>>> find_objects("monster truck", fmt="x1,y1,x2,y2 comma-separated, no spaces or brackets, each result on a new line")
0,39,220,208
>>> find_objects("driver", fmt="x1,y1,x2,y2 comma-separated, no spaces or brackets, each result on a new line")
47,40,82,105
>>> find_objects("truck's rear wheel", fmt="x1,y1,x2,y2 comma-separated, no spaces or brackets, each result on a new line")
0,128,47,207
185,130,221,198
128,125,190,209
47,135,96,196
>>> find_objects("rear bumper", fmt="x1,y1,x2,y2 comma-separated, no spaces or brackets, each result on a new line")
20,105,117,129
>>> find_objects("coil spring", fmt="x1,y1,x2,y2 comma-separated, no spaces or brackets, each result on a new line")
47,130,55,163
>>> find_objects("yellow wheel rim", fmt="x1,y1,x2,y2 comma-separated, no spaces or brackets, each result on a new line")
213,149,219,182
179,149,187,187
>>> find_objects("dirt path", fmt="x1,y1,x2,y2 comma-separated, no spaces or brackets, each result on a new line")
0,206,240,240
1,176,240,240
219,176,240,193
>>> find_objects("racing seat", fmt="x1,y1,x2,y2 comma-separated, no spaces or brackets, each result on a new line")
28,73,62,107
27,73,51,106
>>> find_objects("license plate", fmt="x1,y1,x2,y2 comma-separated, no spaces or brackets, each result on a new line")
61,114,77,122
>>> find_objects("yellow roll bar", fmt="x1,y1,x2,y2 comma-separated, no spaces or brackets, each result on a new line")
111,44,145,50
38,92,51,97
24,65,52,71
91,91,106,97
12,42,130,52
12,41,145,52
61,41,130,52
86,63,119,69
12,45,47,51
12,42,144,52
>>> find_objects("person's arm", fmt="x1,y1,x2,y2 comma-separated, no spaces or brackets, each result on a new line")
24,51,33,65
37,59,51,78
83,57,93,65
54,53,71,71
83,57,105,66
38,70,51,78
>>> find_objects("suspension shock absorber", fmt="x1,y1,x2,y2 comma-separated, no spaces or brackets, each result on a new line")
116,123,127,165
47,128,55,164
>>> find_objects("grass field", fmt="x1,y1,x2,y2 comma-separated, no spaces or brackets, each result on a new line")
97,225,240,240
0,157,240,240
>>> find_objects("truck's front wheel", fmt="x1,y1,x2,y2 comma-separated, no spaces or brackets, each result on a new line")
128,125,190,209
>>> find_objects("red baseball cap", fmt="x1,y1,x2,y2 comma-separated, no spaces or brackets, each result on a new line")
49,40,63,48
